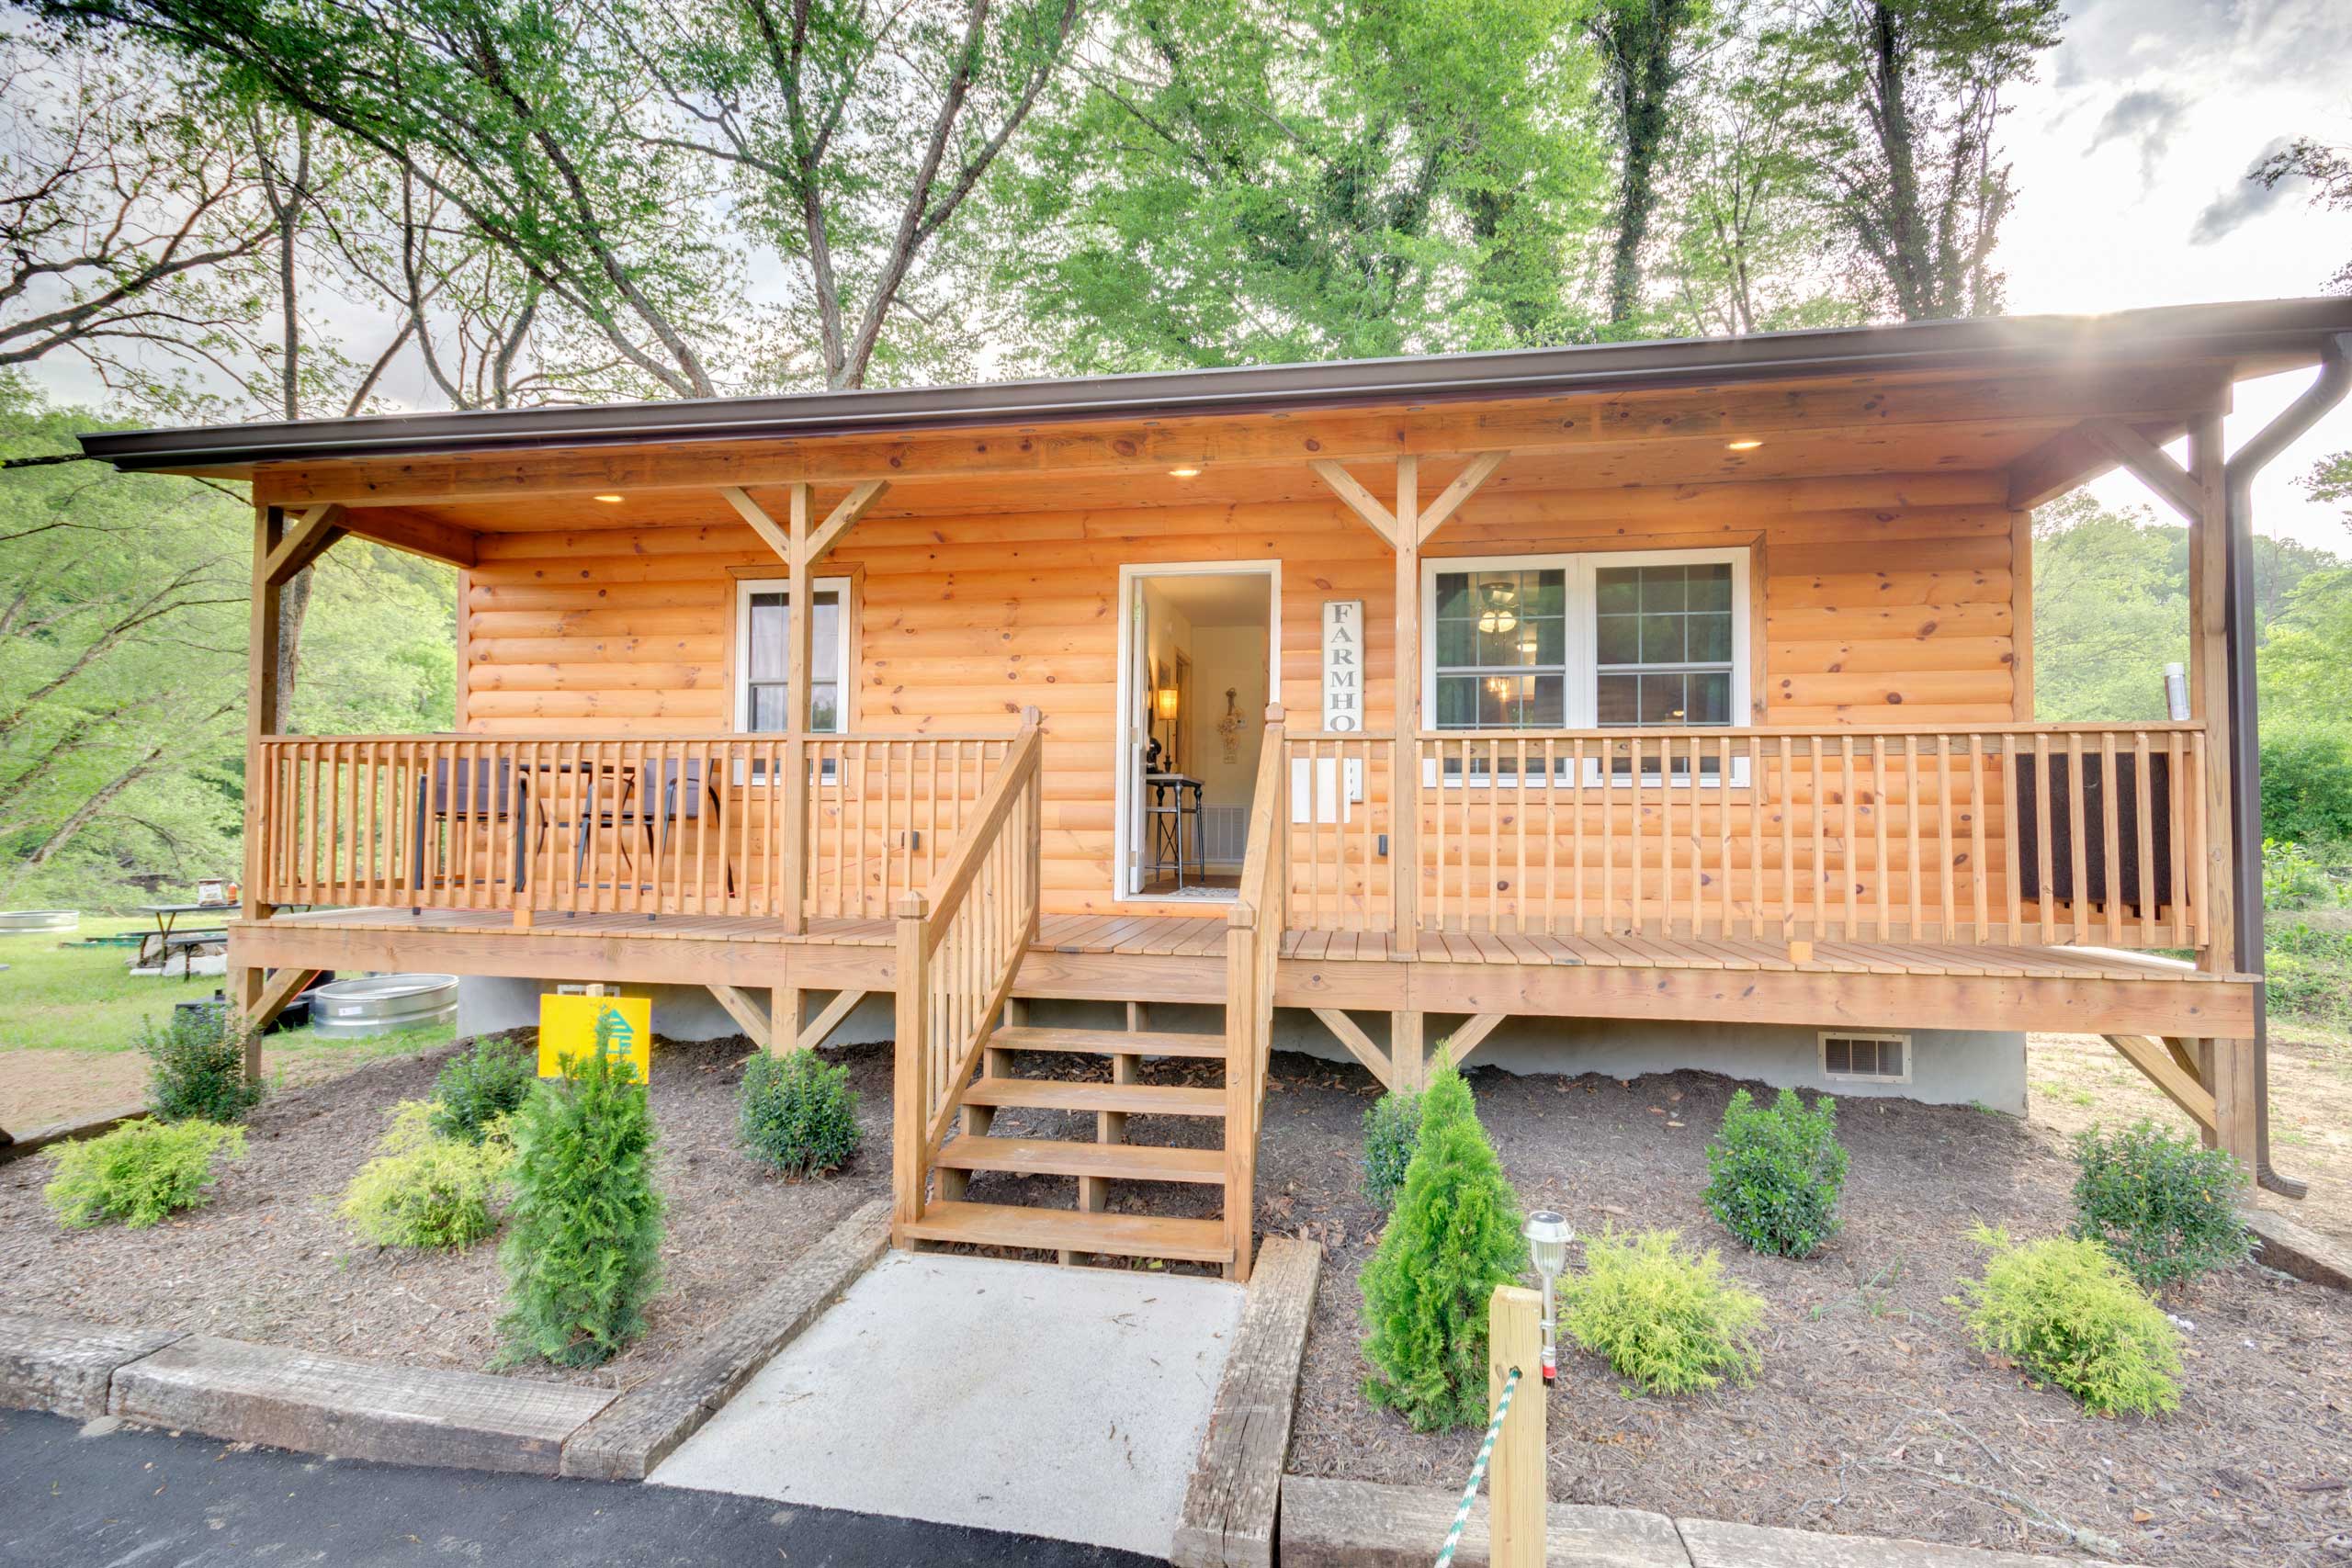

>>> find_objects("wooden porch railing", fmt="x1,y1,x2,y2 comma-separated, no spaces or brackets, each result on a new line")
891,711,1045,1236
1279,722,2211,949
251,729,1015,922
1223,707,1288,1275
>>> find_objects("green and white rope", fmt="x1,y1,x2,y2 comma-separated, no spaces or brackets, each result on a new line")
1433,1366,1521,1568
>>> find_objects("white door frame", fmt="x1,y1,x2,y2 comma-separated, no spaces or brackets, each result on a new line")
1113,559,1282,900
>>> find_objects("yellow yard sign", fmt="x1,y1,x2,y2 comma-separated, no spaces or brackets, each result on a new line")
537,993,652,1083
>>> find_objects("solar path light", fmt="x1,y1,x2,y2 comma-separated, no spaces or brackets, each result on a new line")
1522,1210,1573,1383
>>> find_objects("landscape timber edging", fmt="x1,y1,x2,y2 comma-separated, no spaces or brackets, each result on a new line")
0,1312,186,1421
1170,1235,1321,1568
560,1195,893,1481
0,1104,149,1167
2244,1207,2352,1292
108,1334,615,1476
1277,1475,2145,1568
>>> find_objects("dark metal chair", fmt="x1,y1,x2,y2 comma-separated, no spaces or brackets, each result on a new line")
574,757,730,897
411,757,531,893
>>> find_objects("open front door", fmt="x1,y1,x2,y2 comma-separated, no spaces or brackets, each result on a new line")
1122,584,1152,896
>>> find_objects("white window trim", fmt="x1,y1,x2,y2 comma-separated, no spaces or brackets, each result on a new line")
733,576,855,738
1419,547,1750,788
1818,1030,1913,1086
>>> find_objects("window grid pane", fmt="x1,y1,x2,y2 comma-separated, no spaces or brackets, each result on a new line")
1431,567,1567,729
742,586,844,734
1593,562,1736,728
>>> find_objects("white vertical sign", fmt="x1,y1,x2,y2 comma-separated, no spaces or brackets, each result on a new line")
1321,600,1364,731
1300,600,1365,822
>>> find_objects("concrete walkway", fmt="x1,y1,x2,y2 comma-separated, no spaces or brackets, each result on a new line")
652,1251,1246,1558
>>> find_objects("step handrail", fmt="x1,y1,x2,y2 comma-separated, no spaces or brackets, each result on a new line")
1222,705,1288,1280
890,707,1045,1241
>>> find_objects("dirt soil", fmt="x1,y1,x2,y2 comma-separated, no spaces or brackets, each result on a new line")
0,1034,891,1387
1223,1054,2352,1568
0,1043,414,1132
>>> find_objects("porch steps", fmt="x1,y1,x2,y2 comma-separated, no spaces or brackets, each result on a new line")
989,1024,1226,1060
959,1077,1226,1117
934,1135,1226,1184
901,1200,1233,1265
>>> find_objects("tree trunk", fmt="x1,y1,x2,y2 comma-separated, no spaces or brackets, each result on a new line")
1601,0,1695,330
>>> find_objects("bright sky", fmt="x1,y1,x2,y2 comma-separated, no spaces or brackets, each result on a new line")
2001,0,2352,550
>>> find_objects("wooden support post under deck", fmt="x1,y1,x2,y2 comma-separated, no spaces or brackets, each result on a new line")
234,505,287,1081
2188,413,2255,1168
781,484,815,935
891,894,929,1241
1389,1010,1424,1091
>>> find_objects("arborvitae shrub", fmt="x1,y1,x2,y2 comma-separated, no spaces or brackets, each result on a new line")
1359,1065,1526,1430
429,1034,537,1145
342,1100,514,1248
44,1118,245,1229
738,1049,862,1177
498,1040,664,1367
1703,1087,1849,1258
1360,1085,1423,1210
1952,1226,2183,1417
2069,1121,2249,1292
1560,1227,1764,1394
142,1009,262,1124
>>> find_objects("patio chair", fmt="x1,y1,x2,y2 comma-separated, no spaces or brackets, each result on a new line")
410,756,532,893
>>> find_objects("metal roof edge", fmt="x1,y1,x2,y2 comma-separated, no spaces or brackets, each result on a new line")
74,297,2352,475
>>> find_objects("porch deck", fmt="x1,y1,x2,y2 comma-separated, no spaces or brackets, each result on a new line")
232,903,2254,1041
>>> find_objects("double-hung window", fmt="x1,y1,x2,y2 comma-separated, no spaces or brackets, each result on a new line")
1422,548,1748,784
734,578,852,776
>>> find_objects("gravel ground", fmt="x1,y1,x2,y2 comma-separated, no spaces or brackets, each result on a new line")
0,1033,891,1388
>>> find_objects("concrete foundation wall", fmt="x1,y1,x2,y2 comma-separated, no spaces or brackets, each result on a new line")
456,978,2029,1116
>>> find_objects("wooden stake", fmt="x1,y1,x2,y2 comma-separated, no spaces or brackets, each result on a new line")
1488,1285,1544,1568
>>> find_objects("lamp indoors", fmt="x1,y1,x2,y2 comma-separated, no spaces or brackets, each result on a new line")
1523,1209,1574,1382
1155,686,1182,722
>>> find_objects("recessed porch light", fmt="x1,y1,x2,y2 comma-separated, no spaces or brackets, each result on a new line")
1725,439,1763,451
1169,467,1202,478
594,492,625,502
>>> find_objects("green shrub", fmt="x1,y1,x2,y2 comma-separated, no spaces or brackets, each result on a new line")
1359,1064,1526,1430
141,1008,262,1124
1560,1227,1764,1395
1360,1085,1424,1210
44,1118,246,1229
2260,729,2352,850
341,1100,515,1248
1951,1226,2182,1417
498,1043,664,1368
1702,1087,1849,1259
2069,1121,2249,1291
429,1034,537,1145
2268,920,2352,1030
2263,839,2339,911
738,1049,862,1177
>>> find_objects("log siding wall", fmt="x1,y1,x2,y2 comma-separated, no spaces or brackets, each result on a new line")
460,470,2025,915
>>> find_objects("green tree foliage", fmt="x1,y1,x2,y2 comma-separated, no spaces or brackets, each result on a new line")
1702,1085,1847,1258
991,0,1608,372
45,1117,245,1228
1951,1225,2183,1417
1360,1083,1424,1210
498,1043,665,1368
1588,0,1710,333
1769,0,2062,321
2068,1122,2250,1292
0,386,454,909
1359,1064,1526,1430
1559,1226,1764,1393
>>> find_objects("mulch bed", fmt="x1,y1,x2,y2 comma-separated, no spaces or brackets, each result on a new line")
0,1033,891,1389
960,1049,2352,1566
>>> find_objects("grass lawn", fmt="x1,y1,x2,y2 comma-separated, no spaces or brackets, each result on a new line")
0,917,452,1130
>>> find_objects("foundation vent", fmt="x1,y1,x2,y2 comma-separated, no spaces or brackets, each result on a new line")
1820,1031,1910,1084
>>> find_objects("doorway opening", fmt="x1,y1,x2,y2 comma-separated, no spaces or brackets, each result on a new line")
1115,563,1279,901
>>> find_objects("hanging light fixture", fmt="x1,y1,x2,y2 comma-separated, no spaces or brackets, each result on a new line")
1476,580,1519,636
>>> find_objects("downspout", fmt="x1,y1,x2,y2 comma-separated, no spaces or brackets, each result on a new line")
2221,330,2352,1199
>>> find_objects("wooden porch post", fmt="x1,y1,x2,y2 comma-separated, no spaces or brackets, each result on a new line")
780,483,814,935
230,504,287,1078
1394,457,1420,957
2188,413,2254,1164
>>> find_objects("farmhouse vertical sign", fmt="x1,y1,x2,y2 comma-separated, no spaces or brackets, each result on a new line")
1321,600,1364,731
1297,599,1365,823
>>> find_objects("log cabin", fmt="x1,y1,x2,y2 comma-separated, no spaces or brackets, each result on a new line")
79,298,2352,1279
